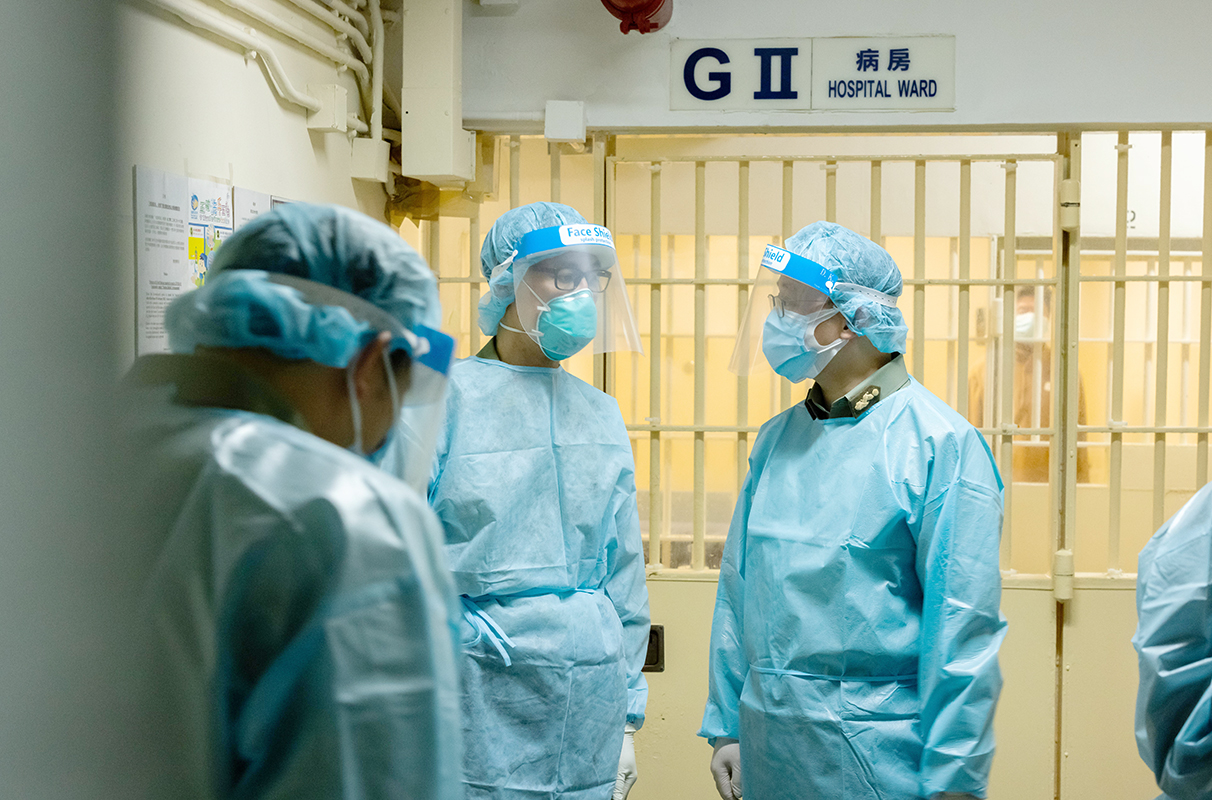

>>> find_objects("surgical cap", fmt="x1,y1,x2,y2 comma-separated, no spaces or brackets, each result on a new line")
784,221,908,354
165,202,440,367
477,202,588,335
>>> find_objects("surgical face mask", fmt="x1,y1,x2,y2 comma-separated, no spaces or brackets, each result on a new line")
1015,311,1039,340
506,281,599,361
761,307,846,383
345,348,401,463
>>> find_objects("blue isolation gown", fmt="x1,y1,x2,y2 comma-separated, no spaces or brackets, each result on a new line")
1133,482,1212,800
126,355,463,800
425,354,649,800
701,377,1007,800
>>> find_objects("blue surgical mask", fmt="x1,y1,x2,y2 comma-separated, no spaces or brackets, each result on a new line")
513,283,598,361
761,307,845,383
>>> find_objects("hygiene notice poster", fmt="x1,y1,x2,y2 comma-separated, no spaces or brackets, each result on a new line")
135,165,190,355
187,176,233,290
135,166,285,355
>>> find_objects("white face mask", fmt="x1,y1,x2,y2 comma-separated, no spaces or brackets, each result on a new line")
1015,312,1040,340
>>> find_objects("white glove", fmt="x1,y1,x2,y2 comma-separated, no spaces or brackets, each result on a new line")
612,724,638,800
710,739,742,800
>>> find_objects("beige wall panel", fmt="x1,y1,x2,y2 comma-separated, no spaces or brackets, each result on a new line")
1009,485,1054,575
632,578,720,800
989,587,1057,799
1059,588,1158,800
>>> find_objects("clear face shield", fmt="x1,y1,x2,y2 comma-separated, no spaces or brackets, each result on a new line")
492,224,643,361
730,245,843,381
265,274,455,493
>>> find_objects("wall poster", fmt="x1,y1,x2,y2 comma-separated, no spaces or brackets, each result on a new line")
135,166,288,354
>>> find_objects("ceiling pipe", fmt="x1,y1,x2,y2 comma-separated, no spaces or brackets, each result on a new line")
367,0,384,141
211,0,372,118
600,0,671,34
327,0,371,38
146,0,322,112
281,0,372,65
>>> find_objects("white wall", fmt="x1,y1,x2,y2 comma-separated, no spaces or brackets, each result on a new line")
464,0,1212,132
0,3,151,798
116,0,390,364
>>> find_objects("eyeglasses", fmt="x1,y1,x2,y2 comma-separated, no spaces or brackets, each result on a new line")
769,292,830,318
532,265,613,293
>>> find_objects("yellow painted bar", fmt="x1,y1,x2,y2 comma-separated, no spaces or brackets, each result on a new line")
1000,160,1017,569
649,163,663,567
1154,132,1172,528
913,160,926,383
693,161,707,571
1109,132,1130,572
737,161,751,493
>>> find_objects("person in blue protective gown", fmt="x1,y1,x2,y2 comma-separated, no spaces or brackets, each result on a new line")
384,202,649,800
123,203,463,800
1133,483,1212,800
700,222,1007,800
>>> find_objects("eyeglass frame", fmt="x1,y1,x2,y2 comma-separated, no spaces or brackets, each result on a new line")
528,262,613,293
768,290,832,319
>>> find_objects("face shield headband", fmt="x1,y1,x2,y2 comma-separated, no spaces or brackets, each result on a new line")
760,244,838,297
760,244,899,317
510,223,618,276
264,273,455,405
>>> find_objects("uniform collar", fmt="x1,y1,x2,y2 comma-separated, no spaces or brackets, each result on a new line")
125,353,310,431
805,354,910,420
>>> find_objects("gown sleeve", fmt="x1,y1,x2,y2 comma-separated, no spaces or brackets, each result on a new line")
1133,485,1212,800
699,452,757,744
218,478,462,800
915,429,1008,799
604,457,652,730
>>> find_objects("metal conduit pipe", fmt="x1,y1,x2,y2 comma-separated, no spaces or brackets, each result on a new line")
212,0,372,116
334,0,366,36
328,0,369,37
382,83,403,123
281,0,371,64
368,0,384,141
147,0,321,112
347,114,369,133
277,0,386,144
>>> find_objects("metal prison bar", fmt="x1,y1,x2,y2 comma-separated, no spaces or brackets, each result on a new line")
425,133,1212,586
606,150,1061,574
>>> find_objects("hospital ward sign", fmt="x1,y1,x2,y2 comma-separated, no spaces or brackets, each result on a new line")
671,36,954,112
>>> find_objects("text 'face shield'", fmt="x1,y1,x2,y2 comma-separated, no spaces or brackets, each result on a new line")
730,245,839,376
509,225,643,361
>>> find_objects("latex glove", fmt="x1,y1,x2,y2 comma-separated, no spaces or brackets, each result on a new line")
710,738,742,800
931,794,979,800
612,724,638,800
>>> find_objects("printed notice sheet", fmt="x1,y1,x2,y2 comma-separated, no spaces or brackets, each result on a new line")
135,166,279,354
